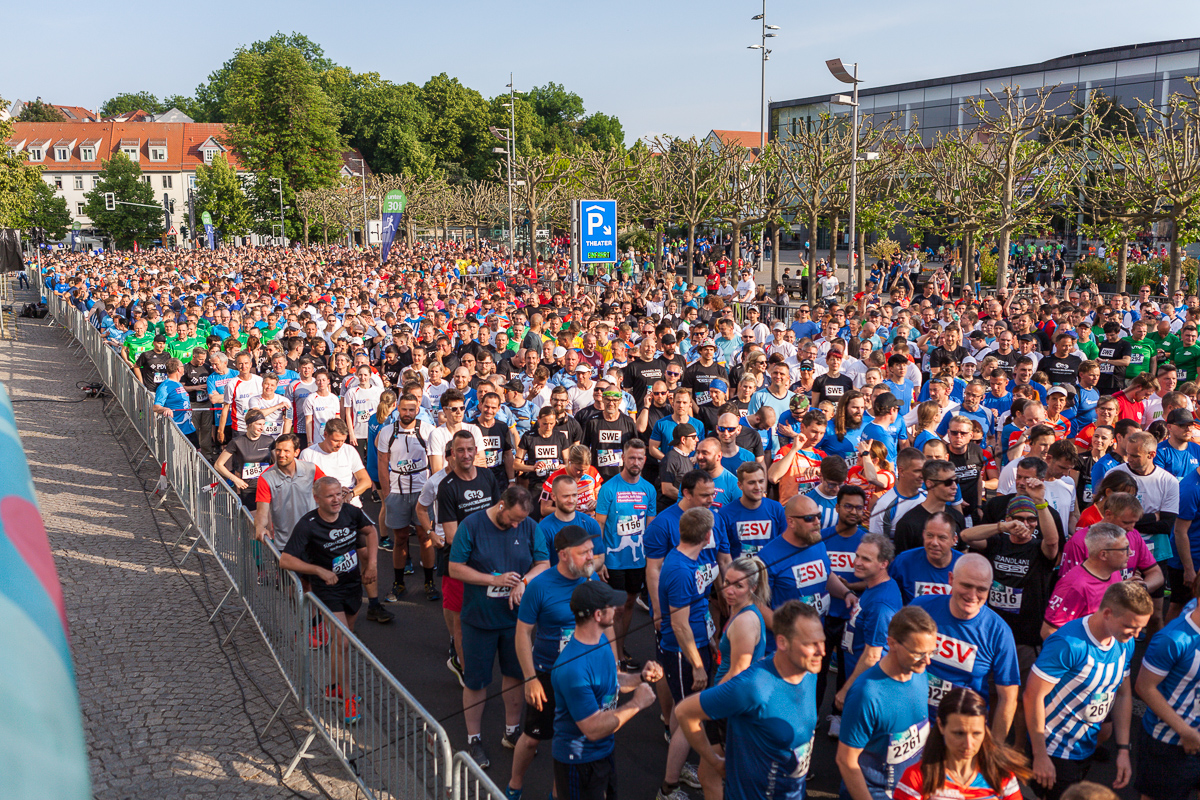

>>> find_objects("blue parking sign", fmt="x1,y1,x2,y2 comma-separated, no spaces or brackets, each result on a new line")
579,200,617,264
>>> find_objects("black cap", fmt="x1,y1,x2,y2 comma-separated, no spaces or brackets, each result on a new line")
153,334,167,343
660,333,677,345
505,379,525,392
672,423,698,443
1016,333,1035,342
799,359,815,371
554,524,597,551
570,581,628,617
1166,408,1196,427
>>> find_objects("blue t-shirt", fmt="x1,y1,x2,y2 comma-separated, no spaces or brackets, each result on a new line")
862,419,906,465
1031,616,1134,759
1091,453,1122,494
645,502,729,577
700,659,819,800
889,548,963,604
206,370,238,423
819,421,865,469
911,430,939,452
1007,379,1048,404
154,379,195,434
594,474,656,570
517,568,591,672
365,410,397,483
822,525,867,619
807,487,840,532
1140,610,1200,745
936,405,994,440
1172,470,1200,570
536,513,603,567
552,633,619,763
1154,441,1200,480
840,664,930,769
651,415,705,446
709,467,744,511
983,390,1013,419
448,509,547,630
843,579,903,677
719,497,788,558
911,594,1021,716
882,379,915,416
659,548,715,652
760,537,832,617
748,387,792,420
1069,387,1100,436
721,447,757,476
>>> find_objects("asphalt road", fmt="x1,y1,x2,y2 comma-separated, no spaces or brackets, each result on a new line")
356,525,1135,800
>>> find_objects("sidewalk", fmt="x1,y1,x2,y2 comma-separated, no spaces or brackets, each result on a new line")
0,283,359,798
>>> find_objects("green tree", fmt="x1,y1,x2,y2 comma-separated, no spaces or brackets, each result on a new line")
420,74,490,180
0,97,48,229
16,98,64,122
83,152,165,248
195,153,252,237
100,91,164,117
578,113,624,151
332,71,435,177
28,180,72,240
223,45,344,235
527,82,584,126
193,31,336,122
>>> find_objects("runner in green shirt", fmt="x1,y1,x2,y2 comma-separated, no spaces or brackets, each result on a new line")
1147,319,1181,363
1123,319,1157,380
1172,325,1200,383
1074,320,1100,361
123,319,154,365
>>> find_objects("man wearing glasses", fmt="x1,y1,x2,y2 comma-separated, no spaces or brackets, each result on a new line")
760,494,857,623
892,460,966,555
940,414,995,525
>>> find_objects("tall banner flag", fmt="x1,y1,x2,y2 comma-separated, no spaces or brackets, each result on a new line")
381,190,406,264
201,211,214,250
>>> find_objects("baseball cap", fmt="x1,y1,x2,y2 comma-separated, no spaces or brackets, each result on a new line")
553,346,567,359
570,581,628,617
554,524,597,551
505,379,525,392
698,341,717,350
1166,408,1196,426
672,423,698,442
1047,386,1069,398
709,378,729,393
773,322,786,331
574,363,592,373
799,359,815,371
350,336,364,345
153,334,166,343
660,333,677,345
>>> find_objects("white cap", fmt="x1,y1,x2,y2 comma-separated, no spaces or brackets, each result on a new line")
553,346,567,358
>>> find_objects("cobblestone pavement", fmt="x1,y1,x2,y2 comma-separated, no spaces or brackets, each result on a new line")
0,288,360,799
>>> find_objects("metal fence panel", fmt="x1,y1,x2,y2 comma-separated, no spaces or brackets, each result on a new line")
451,750,506,800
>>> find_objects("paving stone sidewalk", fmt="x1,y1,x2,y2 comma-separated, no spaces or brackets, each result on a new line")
0,288,360,799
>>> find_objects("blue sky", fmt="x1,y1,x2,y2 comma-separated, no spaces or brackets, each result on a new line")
3,0,1198,144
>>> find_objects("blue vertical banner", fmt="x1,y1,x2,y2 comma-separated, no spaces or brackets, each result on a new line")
380,189,406,264
201,211,214,250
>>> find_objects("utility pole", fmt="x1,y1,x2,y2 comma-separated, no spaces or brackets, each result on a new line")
270,176,287,248
508,74,516,263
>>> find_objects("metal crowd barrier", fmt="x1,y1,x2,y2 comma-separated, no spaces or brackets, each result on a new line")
46,291,493,800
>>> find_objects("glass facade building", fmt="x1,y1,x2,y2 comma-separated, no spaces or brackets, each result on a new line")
769,39,1200,146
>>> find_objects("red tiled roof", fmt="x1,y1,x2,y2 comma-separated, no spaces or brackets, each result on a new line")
9,121,243,171
51,105,98,122
710,129,764,150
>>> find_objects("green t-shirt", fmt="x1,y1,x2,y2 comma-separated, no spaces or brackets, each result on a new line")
167,336,195,360
148,320,166,337
1124,336,1156,379
124,334,154,362
1077,338,1099,360
1173,343,1200,382
1148,331,1181,361
259,326,281,343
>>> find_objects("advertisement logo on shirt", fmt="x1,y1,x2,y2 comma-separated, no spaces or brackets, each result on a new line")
790,560,827,589
932,633,978,672
736,520,773,542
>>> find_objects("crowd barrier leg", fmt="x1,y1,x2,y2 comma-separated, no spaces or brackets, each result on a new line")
282,731,320,782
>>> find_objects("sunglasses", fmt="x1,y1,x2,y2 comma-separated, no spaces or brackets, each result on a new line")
667,371,682,377
788,514,821,524
717,426,738,433
445,406,465,413
926,478,958,487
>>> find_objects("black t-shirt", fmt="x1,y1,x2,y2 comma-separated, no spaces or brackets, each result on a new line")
624,357,667,405
982,534,1057,646
981,493,1066,544
1097,338,1132,391
437,469,501,526
518,430,572,479
381,360,405,389
1076,453,1098,508
947,444,987,521
812,373,855,406
477,419,513,485
283,505,372,586
583,413,639,480
658,448,693,512
683,362,730,406
893,504,967,554
553,415,584,443
990,350,1018,375
222,433,276,494
575,405,603,427
136,350,172,390
183,362,212,407
1041,355,1083,386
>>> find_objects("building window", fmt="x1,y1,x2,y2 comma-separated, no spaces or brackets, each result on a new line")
76,202,85,216
28,148,43,161
92,176,100,188
54,176,63,190
80,146,95,161
162,175,173,189
73,176,84,190
150,147,167,161
122,147,138,160
188,175,196,189
203,149,215,164
55,147,69,161
141,175,152,184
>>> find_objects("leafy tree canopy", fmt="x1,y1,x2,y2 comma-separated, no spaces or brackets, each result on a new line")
82,152,165,249
16,98,64,122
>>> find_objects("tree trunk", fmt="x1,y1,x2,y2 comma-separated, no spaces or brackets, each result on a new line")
1117,234,1129,293
808,211,820,305
857,229,867,292
730,223,742,272
828,215,840,279
687,224,697,280
962,232,973,295
996,228,1011,292
302,217,310,246
1170,220,1183,296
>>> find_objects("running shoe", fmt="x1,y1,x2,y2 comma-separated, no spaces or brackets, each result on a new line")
309,622,329,649
502,726,521,750
344,695,362,725
469,738,490,770
504,786,522,800
378,536,394,551
680,763,701,789
447,655,466,688
655,787,690,800
387,579,406,603
619,652,642,672
425,579,440,601
367,603,395,623
324,684,362,704
636,595,650,612
403,561,415,575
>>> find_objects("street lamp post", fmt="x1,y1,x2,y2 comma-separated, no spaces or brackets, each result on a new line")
828,58,862,290
490,76,517,262
269,176,287,248
748,5,778,278
349,157,369,247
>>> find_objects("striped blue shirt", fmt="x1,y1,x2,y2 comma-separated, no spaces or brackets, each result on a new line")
1140,611,1200,745
1031,616,1133,760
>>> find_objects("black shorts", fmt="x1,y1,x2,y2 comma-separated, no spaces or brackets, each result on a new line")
1167,565,1196,606
555,752,617,800
1136,722,1200,800
1033,754,1094,800
659,646,713,704
523,672,556,740
313,583,363,617
606,567,645,596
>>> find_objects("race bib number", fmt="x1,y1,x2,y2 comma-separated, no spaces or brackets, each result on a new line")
696,562,719,594
242,462,268,480
617,515,645,539
487,576,512,599
695,391,712,406
1131,353,1144,365
988,581,1022,612
152,371,167,383
1084,691,1114,723
928,674,955,707
195,390,209,403
790,736,814,778
331,549,358,575
843,605,861,651
264,419,284,436
887,720,929,765
705,610,717,642
801,592,829,617
559,627,575,653
597,449,620,467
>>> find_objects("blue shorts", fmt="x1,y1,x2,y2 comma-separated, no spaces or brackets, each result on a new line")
461,622,522,691
1136,723,1200,800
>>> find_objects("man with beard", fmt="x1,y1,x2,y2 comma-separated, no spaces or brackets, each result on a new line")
549,386,584,443
583,388,639,482
819,391,868,469
624,336,667,407
377,393,439,601
535,475,603,566
683,341,729,408
761,493,856,619
509,525,603,800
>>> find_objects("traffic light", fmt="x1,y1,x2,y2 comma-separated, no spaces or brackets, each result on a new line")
104,192,115,211
169,198,176,214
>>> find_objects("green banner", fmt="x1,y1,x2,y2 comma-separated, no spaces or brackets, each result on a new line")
383,190,407,214
200,211,213,226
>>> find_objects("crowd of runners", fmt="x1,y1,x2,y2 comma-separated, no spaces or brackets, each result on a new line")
44,238,1200,800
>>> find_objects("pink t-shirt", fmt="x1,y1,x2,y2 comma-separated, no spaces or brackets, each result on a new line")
1044,565,1121,629
1060,527,1157,578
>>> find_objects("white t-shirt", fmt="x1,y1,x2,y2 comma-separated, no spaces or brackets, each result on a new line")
228,374,264,433
1111,464,1180,515
248,393,293,437
343,385,384,438
869,488,926,538
1044,476,1076,528
424,380,450,411
375,420,436,494
736,279,756,298
305,393,343,446
428,424,486,466
568,386,594,415
820,275,840,297
299,443,366,507
417,468,450,538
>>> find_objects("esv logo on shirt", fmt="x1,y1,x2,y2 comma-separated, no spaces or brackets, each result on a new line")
914,582,951,597
790,560,827,589
931,633,978,672
828,551,855,571
736,520,773,542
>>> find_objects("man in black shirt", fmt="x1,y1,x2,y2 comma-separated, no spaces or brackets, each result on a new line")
549,386,583,442
280,475,379,724
682,342,728,408
944,415,993,524
1096,321,1132,394
623,338,666,406
583,389,639,481
134,334,173,391
1040,332,1083,386
811,347,855,406
182,347,213,456
893,459,967,553
475,391,514,486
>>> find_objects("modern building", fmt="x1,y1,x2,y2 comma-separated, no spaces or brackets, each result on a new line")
769,38,1200,147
